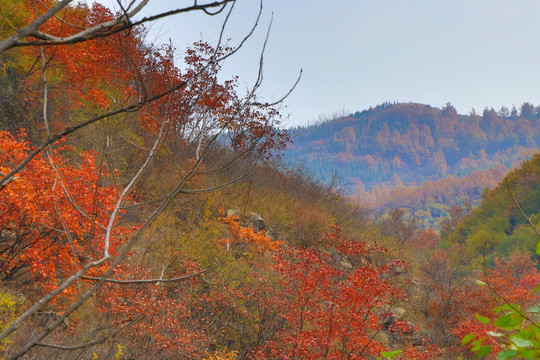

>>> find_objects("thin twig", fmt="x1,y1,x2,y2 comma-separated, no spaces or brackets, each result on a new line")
81,259,224,284
505,177,540,238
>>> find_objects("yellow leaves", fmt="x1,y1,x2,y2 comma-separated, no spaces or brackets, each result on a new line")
0,288,20,351
114,343,124,360
203,349,238,360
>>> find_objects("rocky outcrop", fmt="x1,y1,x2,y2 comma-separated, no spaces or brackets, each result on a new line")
227,209,266,232
381,307,424,347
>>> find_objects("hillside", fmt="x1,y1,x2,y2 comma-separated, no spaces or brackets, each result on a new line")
285,102,540,194
444,153,540,268
2,2,540,359
1,3,438,358
362,166,507,228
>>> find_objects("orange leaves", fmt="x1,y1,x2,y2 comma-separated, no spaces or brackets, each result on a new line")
95,258,239,359
488,252,540,305
0,131,125,301
16,1,141,117
220,215,282,252
420,250,540,357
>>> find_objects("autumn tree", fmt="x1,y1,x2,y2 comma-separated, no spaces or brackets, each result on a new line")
454,251,540,359
0,0,236,54
0,1,300,358
254,227,440,360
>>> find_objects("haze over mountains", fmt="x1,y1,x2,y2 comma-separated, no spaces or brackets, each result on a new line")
285,102,540,226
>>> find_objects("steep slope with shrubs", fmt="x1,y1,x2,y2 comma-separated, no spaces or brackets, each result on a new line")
1,2,539,359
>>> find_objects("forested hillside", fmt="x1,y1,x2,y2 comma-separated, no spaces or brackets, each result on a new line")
287,102,540,191
0,2,435,358
1,1,539,360
443,153,540,268
361,166,507,228
286,102,540,226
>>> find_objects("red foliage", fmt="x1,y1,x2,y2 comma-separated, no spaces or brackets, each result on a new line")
19,2,140,117
95,258,208,359
253,227,440,359
409,228,439,250
488,252,540,304
0,131,128,302
448,252,540,357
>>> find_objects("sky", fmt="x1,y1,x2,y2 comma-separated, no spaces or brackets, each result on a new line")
103,0,540,128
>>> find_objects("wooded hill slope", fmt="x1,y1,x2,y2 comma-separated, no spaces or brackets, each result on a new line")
443,153,540,268
1,2,539,359
0,2,435,358
285,102,540,227
286,102,540,193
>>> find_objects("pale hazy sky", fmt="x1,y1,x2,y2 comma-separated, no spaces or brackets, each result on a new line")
105,0,540,127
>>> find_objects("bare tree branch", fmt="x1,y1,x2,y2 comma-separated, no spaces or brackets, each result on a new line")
0,1,235,53
0,0,72,54
34,313,143,350
505,177,540,238
81,258,224,284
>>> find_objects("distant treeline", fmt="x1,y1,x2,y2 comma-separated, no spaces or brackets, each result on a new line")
286,102,540,193
359,166,507,228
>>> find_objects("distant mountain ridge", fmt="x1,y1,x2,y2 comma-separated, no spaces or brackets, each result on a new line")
285,102,540,193
284,102,540,227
